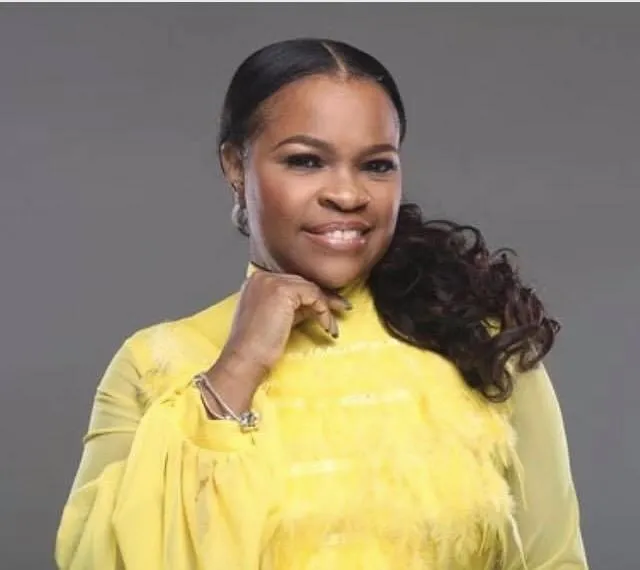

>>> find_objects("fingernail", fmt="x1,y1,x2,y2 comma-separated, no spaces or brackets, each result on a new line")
324,326,337,338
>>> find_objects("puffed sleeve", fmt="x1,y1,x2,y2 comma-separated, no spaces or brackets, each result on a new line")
503,364,589,569
55,335,283,570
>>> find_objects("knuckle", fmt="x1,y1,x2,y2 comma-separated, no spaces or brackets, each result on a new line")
306,282,323,299
273,281,296,304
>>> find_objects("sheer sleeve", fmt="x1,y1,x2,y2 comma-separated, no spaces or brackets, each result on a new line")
503,364,589,569
55,335,283,570
67,342,144,494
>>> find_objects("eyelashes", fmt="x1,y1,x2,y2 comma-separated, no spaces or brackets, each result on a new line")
283,153,398,175
365,158,398,174
284,153,323,170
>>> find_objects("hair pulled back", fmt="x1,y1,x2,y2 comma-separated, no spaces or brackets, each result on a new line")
218,38,559,401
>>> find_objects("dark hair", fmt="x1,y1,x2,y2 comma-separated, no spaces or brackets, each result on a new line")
217,38,559,402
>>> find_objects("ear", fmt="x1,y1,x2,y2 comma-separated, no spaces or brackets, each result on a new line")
220,142,246,203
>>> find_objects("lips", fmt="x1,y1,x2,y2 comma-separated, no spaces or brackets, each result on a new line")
321,229,364,241
302,221,372,252
304,221,372,235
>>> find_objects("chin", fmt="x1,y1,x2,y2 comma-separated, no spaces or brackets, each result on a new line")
302,260,369,291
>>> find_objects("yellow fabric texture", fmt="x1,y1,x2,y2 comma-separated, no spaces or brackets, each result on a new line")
56,276,588,570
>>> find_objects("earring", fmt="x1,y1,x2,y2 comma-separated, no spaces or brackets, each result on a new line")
231,189,249,236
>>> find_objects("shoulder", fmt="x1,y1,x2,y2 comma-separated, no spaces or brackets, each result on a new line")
120,291,240,388
511,363,558,411
510,363,568,442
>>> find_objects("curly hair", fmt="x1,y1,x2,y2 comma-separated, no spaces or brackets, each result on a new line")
218,38,560,401
369,203,559,401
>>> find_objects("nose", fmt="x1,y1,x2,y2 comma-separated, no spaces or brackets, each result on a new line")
318,170,370,212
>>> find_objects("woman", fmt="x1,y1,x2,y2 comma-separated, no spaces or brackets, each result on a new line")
56,38,588,569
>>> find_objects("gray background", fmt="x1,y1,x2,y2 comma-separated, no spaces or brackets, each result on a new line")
1,4,638,569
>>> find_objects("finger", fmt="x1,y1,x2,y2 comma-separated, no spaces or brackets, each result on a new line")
281,274,352,312
295,287,339,338
294,306,332,333
325,292,352,313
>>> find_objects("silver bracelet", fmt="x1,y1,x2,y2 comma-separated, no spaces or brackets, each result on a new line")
193,373,260,431
195,381,233,421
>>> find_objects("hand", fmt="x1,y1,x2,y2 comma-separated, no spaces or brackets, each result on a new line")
219,269,351,381
201,269,350,416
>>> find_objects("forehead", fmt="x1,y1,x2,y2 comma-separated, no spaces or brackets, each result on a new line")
256,75,400,147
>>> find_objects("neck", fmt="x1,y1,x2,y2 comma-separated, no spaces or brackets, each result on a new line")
336,272,370,304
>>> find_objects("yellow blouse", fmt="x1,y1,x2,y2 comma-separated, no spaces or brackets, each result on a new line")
55,275,588,570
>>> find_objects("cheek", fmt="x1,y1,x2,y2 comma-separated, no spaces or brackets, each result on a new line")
374,179,402,228
247,166,312,233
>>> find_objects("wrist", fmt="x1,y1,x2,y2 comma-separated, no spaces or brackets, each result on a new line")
195,372,260,430
213,345,270,387
202,348,266,415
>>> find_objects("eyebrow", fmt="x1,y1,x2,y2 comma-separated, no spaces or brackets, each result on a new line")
271,134,398,156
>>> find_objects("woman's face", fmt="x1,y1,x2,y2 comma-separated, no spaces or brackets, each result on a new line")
226,74,402,290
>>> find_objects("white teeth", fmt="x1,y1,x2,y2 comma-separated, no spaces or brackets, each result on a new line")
323,230,361,240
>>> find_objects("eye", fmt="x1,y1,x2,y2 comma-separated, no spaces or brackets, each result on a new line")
284,153,324,170
363,159,398,174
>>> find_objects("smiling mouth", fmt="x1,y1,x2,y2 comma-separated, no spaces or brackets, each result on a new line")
302,228,370,251
321,229,365,241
